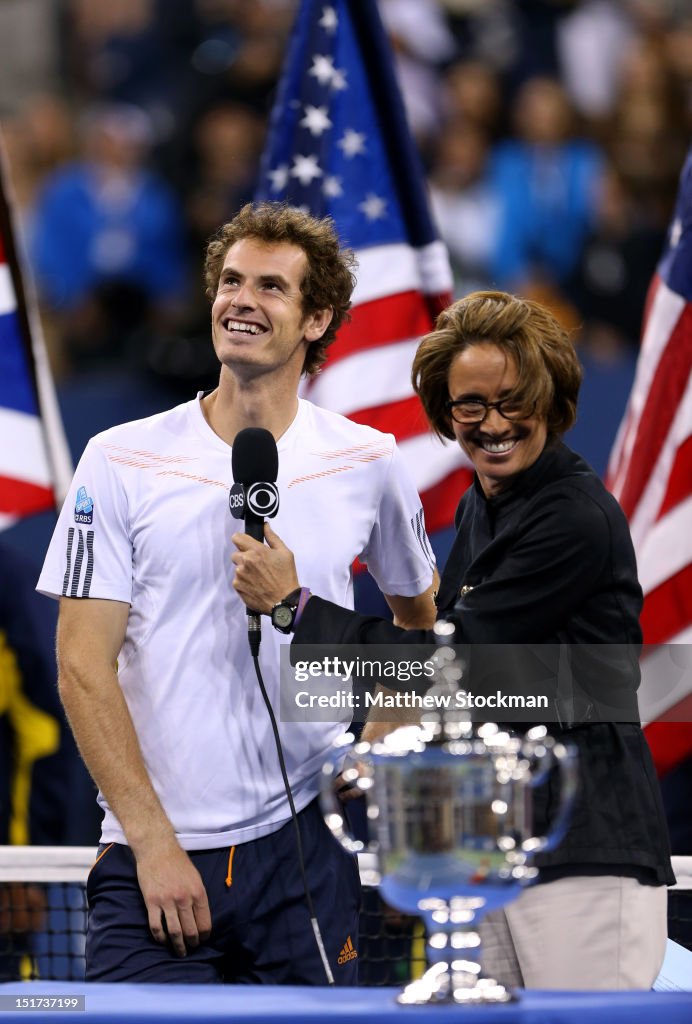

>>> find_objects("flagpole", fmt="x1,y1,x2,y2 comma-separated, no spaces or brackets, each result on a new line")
0,129,72,511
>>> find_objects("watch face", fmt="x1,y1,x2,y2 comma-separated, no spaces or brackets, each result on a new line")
273,604,294,630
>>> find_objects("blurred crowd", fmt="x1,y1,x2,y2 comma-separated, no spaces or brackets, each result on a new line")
0,0,690,390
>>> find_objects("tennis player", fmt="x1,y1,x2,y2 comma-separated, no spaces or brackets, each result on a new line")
37,203,437,984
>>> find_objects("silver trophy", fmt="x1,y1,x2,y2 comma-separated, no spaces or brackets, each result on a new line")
321,651,578,1005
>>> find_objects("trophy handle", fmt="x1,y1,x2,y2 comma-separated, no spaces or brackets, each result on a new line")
320,739,374,855
521,734,579,854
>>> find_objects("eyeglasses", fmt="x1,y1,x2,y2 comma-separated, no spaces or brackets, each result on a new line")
446,397,532,424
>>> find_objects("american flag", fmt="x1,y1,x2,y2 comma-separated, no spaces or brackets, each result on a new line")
0,131,72,530
254,0,471,536
607,145,692,775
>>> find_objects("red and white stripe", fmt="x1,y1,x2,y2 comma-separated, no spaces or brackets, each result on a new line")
607,272,692,769
305,241,472,535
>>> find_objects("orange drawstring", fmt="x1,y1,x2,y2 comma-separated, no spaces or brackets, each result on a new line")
225,846,235,888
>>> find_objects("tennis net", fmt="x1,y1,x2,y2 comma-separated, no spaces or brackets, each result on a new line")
0,848,690,985
0,847,426,985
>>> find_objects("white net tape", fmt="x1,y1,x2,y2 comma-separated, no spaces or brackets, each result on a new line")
0,848,689,886
0,848,96,884
0,846,689,891
0,847,381,885
671,856,692,890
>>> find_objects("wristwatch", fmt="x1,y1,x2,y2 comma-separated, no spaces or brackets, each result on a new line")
270,588,303,634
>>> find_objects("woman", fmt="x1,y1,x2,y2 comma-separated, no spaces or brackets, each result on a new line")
232,290,673,989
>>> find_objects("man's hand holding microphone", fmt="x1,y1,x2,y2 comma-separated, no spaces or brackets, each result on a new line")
231,522,301,614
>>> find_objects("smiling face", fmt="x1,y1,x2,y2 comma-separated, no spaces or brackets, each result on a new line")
211,237,332,382
448,341,548,497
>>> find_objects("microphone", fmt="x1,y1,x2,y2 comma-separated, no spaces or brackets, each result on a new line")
230,428,280,656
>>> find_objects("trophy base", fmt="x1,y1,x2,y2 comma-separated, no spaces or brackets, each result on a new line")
396,963,516,1006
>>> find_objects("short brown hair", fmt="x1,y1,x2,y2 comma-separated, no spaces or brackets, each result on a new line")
204,202,357,375
412,290,583,440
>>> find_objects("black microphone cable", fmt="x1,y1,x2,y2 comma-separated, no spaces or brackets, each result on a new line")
232,428,334,984
250,651,335,985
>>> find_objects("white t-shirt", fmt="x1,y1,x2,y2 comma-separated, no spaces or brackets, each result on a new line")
38,396,435,849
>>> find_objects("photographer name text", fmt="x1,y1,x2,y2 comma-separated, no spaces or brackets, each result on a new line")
294,689,548,710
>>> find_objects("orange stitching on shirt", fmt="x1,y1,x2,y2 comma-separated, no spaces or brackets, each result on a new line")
155,469,228,488
287,442,391,488
101,448,229,489
309,442,392,462
101,444,198,464
287,466,353,488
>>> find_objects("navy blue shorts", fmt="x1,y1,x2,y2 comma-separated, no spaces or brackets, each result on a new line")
85,799,361,984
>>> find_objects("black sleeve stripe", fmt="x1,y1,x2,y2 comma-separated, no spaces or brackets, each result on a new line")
421,512,436,570
61,528,97,597
83,530,95,598
70,531,85,597
411,507,435,571
61,528,75,597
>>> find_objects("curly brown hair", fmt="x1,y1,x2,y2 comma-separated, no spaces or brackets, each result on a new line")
412,290,583,440
204,202,357,375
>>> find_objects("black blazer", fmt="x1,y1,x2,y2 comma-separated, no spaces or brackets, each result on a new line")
294,442,674,882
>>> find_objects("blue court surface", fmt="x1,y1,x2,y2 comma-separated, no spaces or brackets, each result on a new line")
2,982,692,1023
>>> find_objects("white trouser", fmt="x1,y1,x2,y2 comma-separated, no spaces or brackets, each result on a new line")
478,875,668,989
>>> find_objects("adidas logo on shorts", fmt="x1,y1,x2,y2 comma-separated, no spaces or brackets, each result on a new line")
337,935,358,965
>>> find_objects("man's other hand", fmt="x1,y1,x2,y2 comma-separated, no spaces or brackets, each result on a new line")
135,840,211,957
